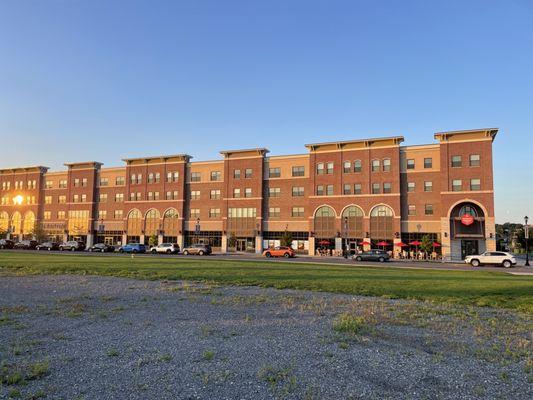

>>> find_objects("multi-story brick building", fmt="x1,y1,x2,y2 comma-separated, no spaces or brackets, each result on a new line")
0,128,498,260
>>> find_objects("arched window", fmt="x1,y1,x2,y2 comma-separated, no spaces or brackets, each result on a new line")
144,209,160,236
314,206,336,238
459,205,478,217
11,212,22,234
342,206,364,238
23,211,36,235
0,212,9,233
163,209,179,237
370,205,393,239
127,209,142,236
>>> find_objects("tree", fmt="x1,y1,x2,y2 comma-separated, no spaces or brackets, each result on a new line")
148,234,158,248
0,228,6,239
32,224,48,243
280,229,293,248
420,234,433,254
228,232,237,249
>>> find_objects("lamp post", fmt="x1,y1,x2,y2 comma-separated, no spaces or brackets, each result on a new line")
525,216,530,267
343,217,348,258
195,217,200,244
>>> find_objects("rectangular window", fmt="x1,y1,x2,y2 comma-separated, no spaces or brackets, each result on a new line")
114,210,123,219
154,192,160,201
452,179,462,192
425,204,434,215
343,161,351,173
406,159,415,170
59,180,67,188
191,190,200,200
383,182,391,193
343,184,351,195
136,174,142,184
269,207,280,218
81,194,87,202
292,166,305,177
116,176,125,186
234,169,241,179
45,195,52,204
74,178,80,187
58,211,66,219
383,159,391,172
73,194,79,203
115,193,124,202
209,208,221,218
244,188,252,198
316,163,325,175
245,168,252,178
148,173,155,184
354,160,362,173
166,172,179,182
326,162,334,174
190,172,201,182
354,184,362,194
470,178,481,191
326,185,333,196
82,178,88,187
269,187,281,197
408,205,416,216
291,207,304,217
99,178,108,187
130,193,135,201
99,193,107,203
424,158,433,169
43,211,51,220
424,181,433,192
451,155,462,168
372,183,380,194
269,167,281,178
210,189,221,199
233,188,241,198
45,181,53,189
166,191,178,200
372,160,380,172
407,182,415,192
470,154,480,167
155,173,160,183
316,185,324,196
130,174,136,184
292,187,304,197
210,171,221,181
58,195,66,204
98,210,107,220
190,209,200,218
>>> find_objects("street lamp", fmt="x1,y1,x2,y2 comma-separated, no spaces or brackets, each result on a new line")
343,216,348,259
525,216,530,267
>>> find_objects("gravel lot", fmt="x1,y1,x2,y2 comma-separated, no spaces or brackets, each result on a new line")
0,275,531,400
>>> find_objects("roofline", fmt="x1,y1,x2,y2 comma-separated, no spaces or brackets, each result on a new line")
0,165,49,172
434,128,498,142
219,148,270,156
305,136,405,149
63,161,103,167
121,154,191,163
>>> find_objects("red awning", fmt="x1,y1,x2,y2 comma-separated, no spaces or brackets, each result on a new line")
377,241,389,246
395,242,408,247
432,242,441,247
409,241,421,246
359,240,371,246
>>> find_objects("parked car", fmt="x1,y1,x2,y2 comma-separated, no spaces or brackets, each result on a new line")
182,244,212,256
464,251,517,268
118,243,146,254
353,249,390,262
150,243,180,254
36,242,60,251
14,240,38,250
262,246,295,258
88,243,115,253
59,241,86,251
0,239,15,249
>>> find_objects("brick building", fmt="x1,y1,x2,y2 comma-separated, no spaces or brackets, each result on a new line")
0,128,498,260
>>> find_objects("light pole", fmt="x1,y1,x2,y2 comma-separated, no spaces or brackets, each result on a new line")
525,216,530,267
343,217,348,258
195,217,200,244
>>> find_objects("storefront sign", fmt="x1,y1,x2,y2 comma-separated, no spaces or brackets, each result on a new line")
461,214,474,226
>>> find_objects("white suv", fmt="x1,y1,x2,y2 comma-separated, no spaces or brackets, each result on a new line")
464,252,517,268
150,243,180,254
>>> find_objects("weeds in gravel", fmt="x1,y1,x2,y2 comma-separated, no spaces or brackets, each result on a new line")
0,360,50,386
332,313,372,335
202,350,215,361
8,388,21,398
107,348,119,357
157,353,172,362
258,363,298,397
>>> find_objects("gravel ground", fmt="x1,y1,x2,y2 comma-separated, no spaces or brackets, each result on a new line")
0,275,531,400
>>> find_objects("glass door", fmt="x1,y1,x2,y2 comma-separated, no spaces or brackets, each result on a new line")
461,240,479,259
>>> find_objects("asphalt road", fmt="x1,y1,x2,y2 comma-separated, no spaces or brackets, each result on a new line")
1,249,532,274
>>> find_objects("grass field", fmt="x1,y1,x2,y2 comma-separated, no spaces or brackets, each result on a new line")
0,251,532,313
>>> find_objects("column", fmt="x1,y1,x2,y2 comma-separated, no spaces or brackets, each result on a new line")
393,238,402,259
158,234,164,245
177,234,184,250
485,216,496,251
363,237,371,252
139,234,145,245
440,217,451,261
308,236,315,256
86,234,94,247
63,233,69,243
121,234,127,246
335,237,342,254
255,235,263,254
221,234,228,254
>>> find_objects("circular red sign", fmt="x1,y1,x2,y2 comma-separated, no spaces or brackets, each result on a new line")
461,214,475,226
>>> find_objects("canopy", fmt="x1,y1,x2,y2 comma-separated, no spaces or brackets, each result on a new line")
359,240,371,246
409,240,421,246
394,242,408,247
432,242,441,247
376,241,389,246
318,240,331,246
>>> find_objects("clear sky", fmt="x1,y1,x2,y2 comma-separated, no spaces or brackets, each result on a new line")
0,0,532,223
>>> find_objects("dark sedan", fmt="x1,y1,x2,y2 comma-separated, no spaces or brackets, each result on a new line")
14,240,38,250
36,242,60,251
0,239,15,249
353,249,391,263
88,243,115,253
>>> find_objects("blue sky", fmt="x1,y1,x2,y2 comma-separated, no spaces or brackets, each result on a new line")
0,0,532,223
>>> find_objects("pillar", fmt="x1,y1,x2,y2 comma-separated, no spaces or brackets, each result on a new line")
255,235,263,254
177,234,184,250
221,234,228,254
63,233,69,243
86,234,94,247
363,237,371,252
158,234,164,245
121,234,127,246
308,236,315,256
440,217,451,261
335,237,342,254
485,216,496,252
139,234,145,245
393,238,402,259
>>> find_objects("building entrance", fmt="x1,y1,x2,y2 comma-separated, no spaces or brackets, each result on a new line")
461,240,479,260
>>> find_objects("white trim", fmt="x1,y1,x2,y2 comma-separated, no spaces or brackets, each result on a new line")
339,204,366,218
446,199,489,219
312,204,338,218
369,203,396,217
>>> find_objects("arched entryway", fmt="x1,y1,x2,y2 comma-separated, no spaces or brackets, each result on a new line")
0,212,9,236
314,206,336,254
144,209,160,245
11,212,22,241
341,205,364,255
126,209,142,243
22,211,36,239
449,201,486,259
162,208,179,243
370,205,394,243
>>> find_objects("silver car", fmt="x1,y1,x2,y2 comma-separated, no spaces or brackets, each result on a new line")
150,243,180,254
464,251,517,268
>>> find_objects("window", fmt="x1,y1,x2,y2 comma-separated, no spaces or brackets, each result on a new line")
234,169,241,179
269,167,281,178
210,171,221,181
148,173,155,184
408,205,416,216
45,195,52,204
59,180,67,188
372,160,380,172
58,211,66,219
99,194,107,203
116,176,125,186
167,172,179,182
326,162,334,174
354,184,362,194
73,194,79,203
115,193,124,202
292,187,304,197
470,154,480,167
292,166,305,177
424,158,433,169
326,185,333,196
269,187,281,197
45,180,53,189
130,174,136,184
407,182,415,192
99,177,108,187
233,188,241,198
343,184,351,195
191,190,200,200
58,195,66,204
190,209,200,218
244,188,252,198
269,207,280,218
74,178,80,187
166,191,178,200
383,159,391,172
210,190,221,199
81,178,88,187
343,161,351,173
155,173,160,183
245,168,252,178
154,192,160,201
354,160,362,173
452,179,462,191
451,155,462,168
292,207,304,217
98,210,107,220
470,178,481,191
114,210,123,219
383,182,391,193
372,183,380,194
209,208,220,218
190,172,201,182
406,159,415,170
424,181,433,192
129,193,135,201
316,185,324,196
425,204,434,215
316,163,325,175
81,194,87,202
43,211,51,220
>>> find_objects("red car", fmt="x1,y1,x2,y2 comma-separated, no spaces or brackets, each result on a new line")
262,246,295,258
